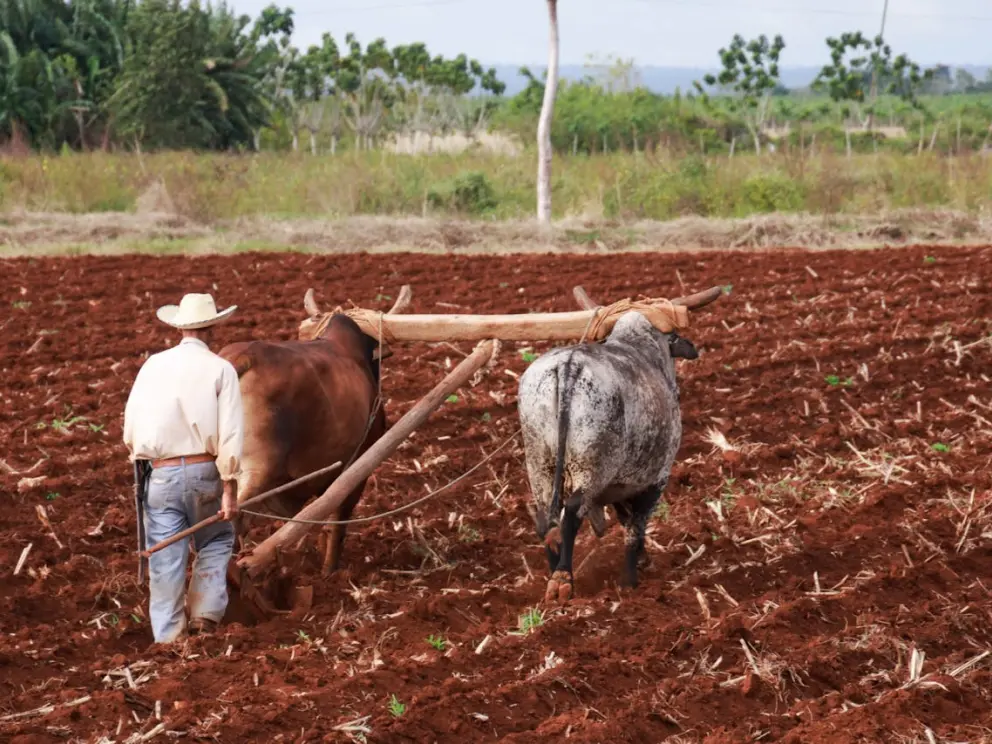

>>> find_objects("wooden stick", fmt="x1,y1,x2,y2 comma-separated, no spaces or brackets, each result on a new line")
140,461,344,557
35,505,63,549
238,339,498,577
13,543,32,575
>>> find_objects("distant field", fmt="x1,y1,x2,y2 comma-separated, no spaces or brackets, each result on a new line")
2,150,992,225
2,209,992,258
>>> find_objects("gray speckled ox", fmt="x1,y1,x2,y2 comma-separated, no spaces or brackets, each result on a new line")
517,287,721,602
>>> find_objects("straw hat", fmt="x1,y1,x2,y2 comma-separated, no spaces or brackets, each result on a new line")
156,293,237,330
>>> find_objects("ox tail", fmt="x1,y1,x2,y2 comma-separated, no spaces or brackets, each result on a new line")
548,354,575,527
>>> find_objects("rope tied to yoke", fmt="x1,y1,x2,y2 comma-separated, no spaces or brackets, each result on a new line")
306,311,334,341
580,297,689,343
304,308,397,344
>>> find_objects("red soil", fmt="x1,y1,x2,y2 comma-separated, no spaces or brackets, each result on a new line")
1,245,991,743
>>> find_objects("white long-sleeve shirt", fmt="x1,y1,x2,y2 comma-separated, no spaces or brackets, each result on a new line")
123,337,244,481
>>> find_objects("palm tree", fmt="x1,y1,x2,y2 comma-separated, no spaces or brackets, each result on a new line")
0,0,131,148
0,37,44,145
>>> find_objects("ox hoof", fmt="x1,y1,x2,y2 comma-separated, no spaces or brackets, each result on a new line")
545,571,574,603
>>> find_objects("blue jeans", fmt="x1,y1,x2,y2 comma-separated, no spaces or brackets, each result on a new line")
143,460,234,643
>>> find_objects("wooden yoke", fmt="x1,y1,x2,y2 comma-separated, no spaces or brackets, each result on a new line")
296,284,724,345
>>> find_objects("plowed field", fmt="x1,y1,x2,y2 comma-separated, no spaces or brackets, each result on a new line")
1,245,991,743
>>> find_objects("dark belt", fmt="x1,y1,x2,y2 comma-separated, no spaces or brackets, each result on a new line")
151,453,215,469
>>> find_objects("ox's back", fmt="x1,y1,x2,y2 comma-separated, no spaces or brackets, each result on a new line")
518,312,685,541
520,339,681,500
220,316,382,518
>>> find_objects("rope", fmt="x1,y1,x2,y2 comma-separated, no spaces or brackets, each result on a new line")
340,311,386,472
300,311,387,477
309,307,398,345
308,311,334,341
583,298,689,343
239,427,522,526
579,309,597,344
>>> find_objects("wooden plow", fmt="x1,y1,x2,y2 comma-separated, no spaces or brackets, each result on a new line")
221,281,723,619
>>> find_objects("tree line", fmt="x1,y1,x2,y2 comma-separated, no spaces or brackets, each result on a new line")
2,1,991,155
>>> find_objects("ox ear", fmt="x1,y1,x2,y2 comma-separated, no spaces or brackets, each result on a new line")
669,333,699,361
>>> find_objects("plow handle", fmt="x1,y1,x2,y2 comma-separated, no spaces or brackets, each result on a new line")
139,460,343,558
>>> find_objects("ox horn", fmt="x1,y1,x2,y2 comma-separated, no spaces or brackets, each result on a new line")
574,284,724,312
672,285,723,310
303,288,322,317
572,286,599,311
388,284,413,315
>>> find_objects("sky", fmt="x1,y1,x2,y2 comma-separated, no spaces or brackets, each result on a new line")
226,0,992,69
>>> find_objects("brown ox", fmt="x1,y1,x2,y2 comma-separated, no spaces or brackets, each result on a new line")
219,307,388,575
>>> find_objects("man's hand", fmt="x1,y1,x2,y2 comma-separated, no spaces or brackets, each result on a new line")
221,479,239,521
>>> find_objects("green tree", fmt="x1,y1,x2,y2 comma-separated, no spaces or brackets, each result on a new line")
582,53,640,93
54,0,130,148
454,59,506,140
0,0,131,149
389,43,504,147
813,32,932,133
954,68,976,93
0,33,46,145
391,41,434,143
694,33,786,155
109,0,289,150
0,2,509,153
337,33,395,150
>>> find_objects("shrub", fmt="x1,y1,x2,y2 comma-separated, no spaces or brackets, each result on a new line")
426,170,498,215
738,171,805,214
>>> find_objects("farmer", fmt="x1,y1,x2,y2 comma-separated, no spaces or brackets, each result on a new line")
123,292,244,643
